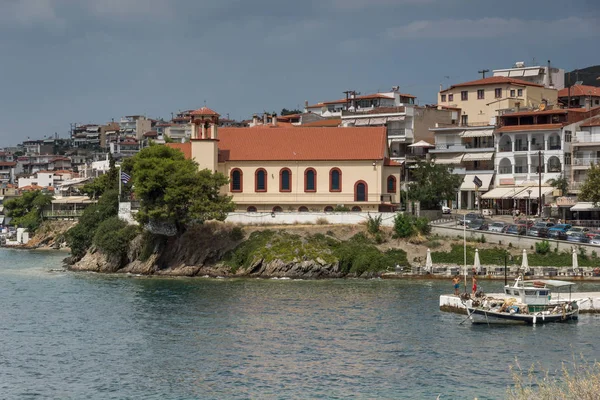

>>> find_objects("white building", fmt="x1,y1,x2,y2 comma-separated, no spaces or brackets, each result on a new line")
18,172,54,189
493,61,565,90
119,115,152,141
572,115,600,191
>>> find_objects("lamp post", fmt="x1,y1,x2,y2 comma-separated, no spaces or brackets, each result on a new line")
526,189,532,235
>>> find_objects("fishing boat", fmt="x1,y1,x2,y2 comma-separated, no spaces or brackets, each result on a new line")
464,277,579,325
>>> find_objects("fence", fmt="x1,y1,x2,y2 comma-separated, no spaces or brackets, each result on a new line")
225,211,398,226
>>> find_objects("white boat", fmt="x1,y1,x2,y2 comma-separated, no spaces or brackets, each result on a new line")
465,277,579,325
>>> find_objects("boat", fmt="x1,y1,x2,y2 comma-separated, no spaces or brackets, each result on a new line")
464,277,579,325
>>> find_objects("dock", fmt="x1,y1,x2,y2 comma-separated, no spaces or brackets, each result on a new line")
440,292,600,315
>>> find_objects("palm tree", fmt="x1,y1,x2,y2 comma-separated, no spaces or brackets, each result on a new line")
546,175,569,196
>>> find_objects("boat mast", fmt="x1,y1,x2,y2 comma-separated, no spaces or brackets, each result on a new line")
463,214,467,293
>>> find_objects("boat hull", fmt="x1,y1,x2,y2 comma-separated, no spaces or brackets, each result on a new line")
466,307,578,325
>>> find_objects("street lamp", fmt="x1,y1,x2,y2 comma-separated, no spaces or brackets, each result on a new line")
526,189,532,235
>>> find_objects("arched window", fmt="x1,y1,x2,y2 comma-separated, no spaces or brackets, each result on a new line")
324,206,334,212
298,206,309,212
387,175,396,193
279,168,291,192
272,206,283,213
230,168,243,192
329,168,342,192
247,206,257,212
548,156,561,172
354,181,368,202
351,206,362,212
255,168,267,192
304,168,316,192
499,158,512,174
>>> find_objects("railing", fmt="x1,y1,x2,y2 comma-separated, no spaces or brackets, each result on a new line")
499,145,512,152
498,167,512,174
548,144,561,150
42,210,85,218
388,128,405,136
434,144,465,150
573,157,599,166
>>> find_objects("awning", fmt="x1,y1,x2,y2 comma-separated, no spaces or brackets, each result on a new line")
524,69,539,77
570,202,600,211
432,154,464,164
512,186,555,199
460,129,494,138
481,186,525,199
462,152,495,161
387,116,406,122
369,117,387,125
342,119,356,124
354,119,370,126
509,70,525,77
460,174,493,191
408,140,434,148
495,71,509,77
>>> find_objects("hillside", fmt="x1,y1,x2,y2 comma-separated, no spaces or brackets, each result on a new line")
565,65,600,87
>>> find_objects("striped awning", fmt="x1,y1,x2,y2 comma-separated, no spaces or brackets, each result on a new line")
369,117,387,125
481,187,525,199
387,116,406,121
432,154,464,164
462,152,495,161
460,129,494,138
512,186,557,199
354,119,370,126
570,202,600,211
460,174,493,191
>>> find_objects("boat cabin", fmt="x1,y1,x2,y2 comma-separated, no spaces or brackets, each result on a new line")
503,277,575,312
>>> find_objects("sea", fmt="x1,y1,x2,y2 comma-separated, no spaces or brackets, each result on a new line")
1,248,600,400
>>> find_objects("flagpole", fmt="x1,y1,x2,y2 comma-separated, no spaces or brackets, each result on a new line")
118,165,121,202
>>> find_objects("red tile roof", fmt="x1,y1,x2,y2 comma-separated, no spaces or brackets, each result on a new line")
440,76,544,93
558,85,600,98
143,130,158,137
0,162,16,167
217,126,386,161
581,116,600,127
496,123,563,133
20,185,54,192
299,119,341,127
190,107,220,116
502,109,567,117
166,143,192,160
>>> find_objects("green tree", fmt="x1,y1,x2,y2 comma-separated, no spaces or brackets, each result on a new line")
546,175,569,196
579,163,600,206
132,144,235,231
281,108,302,116
392,213,414,238
3,190,53,232
407,160,462,209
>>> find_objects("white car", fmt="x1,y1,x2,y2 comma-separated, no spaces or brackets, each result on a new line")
442,206,451,214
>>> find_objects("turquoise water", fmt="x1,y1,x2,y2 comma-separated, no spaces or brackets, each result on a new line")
1,248,600,399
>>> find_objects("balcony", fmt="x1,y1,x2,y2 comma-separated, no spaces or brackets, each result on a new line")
499,145,512,152
388,128,405,137
573,157,598,167
431,144,466,152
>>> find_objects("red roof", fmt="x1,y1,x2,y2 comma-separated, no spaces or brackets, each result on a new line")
166,143,192,160
217,126,386,161
143,130,158,137
20,185,54,192
558,85,600,98
441,76,544,93
502,109,567,117
299,119,341,127
190,107,220,117
496,123,563,133
0,162,16,167
581,116,600,127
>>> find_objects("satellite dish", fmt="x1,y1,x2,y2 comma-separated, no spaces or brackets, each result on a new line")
574,81,583,86
539,103,546,111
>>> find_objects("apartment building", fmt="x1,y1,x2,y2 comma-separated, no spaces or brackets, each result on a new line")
119,115,152,141
438,76,558,126
558,85,600,109
572,114,600,191
493,61,565,89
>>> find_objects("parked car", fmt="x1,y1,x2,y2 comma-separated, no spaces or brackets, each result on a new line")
488,222,508,233
506,224,526,235
442,206,451,214
566,232,590,244
527,222,555,238
566,227,590,237
585,230,600,240
458,213,485,226
467,219,489,231
516,219,534,228
547,224,572,240
589,235,600,246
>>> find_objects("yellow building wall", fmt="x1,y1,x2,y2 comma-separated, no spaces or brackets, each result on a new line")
438,84,558,125
218,160,400,212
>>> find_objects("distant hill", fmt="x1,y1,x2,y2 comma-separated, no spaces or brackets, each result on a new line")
565,65,600,87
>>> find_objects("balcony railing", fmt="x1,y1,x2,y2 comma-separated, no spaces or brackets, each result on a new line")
499,145,512,152
42,210,85,218
573,157,599,166
388,128,406,136
498,167,512,174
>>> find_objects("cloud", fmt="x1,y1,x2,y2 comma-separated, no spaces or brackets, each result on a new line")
386,16,600,39
0,0,62,26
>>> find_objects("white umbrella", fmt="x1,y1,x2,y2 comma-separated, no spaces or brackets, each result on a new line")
572,248,578,269
474,249,481,274
521,249,529,275
425,248,433,273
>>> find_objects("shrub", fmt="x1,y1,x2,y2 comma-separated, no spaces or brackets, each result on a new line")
229,226,245,241
535,240,551,255
366,214,383,235
414,217,431,235
93,216,138,260
316,217,329,225
326,230,335,237
579,246,588,260
392,213,414,238
592,251,598,259
333,205,350,212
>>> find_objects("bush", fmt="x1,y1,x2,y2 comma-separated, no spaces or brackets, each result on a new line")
414,216,431,236
93,216,138,259
229,226,245,241
366,214,383,235
316,217,329,225
392,213,414,238
333,205,350,212
535,240,550,255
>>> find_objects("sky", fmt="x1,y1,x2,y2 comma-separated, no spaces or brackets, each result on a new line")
0,0,599,146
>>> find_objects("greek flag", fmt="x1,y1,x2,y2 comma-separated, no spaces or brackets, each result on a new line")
121,172,131,184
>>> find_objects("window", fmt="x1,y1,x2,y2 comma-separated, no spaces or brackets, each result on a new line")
596,100,599,106
494,88,502,98
272,206,283,213
461,91,468,101
441,94,447,102
461,115,468,126
279,168,291,192
510,89,516,97
247,206,257,212
354,181,368,202
255,168,267,192
477,89,484,100
351,206,362,212
304,168,316,192
387,175,396,193
517,89,523,97
565,130,572,143
448,94,454,102
324,206,334,212
230,168,243,192
298,206,309,212
329,168,341,192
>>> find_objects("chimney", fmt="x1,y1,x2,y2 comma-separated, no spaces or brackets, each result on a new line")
272,114,278,126
585,96,591,111
252,115,258,126
263,112,268,125
304,100,308,110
